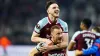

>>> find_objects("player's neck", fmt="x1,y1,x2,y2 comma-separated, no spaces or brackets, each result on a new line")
48,14,57,23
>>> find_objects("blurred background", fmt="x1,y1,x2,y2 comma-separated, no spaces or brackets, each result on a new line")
0,0,100,56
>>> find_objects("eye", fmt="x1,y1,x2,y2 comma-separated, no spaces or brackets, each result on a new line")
53,7,56,9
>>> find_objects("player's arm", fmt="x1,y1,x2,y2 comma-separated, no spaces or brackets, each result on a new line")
31,32,51,43
68,31,80,51
29,47,39,56
67,41,76,51
29,42,46,56
31,20,52,43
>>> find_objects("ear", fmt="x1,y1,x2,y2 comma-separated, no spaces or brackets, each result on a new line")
83,24,86,27
47,10,49,13
47,9,50,14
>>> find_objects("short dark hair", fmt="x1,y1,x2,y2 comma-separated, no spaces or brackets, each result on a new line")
50,25,61,32
45,0,57,10
93,26,100,33
81,18,92,29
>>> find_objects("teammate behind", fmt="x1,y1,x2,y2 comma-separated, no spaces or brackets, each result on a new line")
68,18,97,56
29,25,66,56
31,0,68,54
75,26,100,56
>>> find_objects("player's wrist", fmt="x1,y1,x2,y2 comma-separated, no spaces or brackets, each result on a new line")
36,47,40,52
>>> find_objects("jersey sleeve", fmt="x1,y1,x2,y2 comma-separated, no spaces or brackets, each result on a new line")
71,31,80,42
63,22,68,33
34,20,44,33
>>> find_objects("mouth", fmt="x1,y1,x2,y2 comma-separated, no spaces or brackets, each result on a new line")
54,10,59,14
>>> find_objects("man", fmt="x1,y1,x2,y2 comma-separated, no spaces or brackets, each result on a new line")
29,25,66,56
75,26,100,56
67,19,97,56
31,0,68,56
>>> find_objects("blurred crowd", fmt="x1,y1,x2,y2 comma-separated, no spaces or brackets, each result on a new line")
0,0,100,45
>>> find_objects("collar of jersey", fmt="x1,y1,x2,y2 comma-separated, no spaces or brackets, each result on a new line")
47,16,58,24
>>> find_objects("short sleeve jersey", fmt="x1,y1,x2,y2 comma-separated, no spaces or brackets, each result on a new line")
71,30,97,50
34,17,68,39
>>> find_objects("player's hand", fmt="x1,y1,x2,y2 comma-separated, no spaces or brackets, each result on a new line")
39,45,53,53
75,50,83,56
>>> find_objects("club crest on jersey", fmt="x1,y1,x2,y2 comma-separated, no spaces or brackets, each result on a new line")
36,24,40,29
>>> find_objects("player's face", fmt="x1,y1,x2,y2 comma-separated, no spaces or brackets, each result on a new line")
80,22,84,30
51,28,62,43
47,3,60,18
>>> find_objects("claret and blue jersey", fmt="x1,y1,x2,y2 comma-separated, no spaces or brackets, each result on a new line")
34,17,68,39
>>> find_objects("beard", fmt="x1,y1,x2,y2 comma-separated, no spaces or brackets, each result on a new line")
53,38,62,45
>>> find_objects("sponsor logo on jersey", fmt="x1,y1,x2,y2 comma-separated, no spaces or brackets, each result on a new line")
48,53,65,56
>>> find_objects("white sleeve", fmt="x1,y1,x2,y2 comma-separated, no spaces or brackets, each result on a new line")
71,31,81,42
62,22,68,33
34,20,43,33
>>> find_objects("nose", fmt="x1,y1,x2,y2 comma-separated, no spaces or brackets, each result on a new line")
59,34,62,38
56,7,60,11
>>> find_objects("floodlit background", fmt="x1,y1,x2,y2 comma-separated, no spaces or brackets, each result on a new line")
0,0,100,56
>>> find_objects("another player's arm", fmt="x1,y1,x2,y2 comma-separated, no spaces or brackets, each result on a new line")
75,45,98,56
31,20,51,43
31,32,50,43
29,47,39,56
67,41,76,51
68,31,80,51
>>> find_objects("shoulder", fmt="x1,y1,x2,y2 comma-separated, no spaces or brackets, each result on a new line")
38,17,48,24
73,31,81,36
58,19,68,29
37,17,48,27
71,31,81,41
58,19,68,25
95,33,100,36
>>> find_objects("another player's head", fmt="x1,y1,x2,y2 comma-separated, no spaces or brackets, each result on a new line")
50,25,62,44
46,0,60,18
80,18,92,30
92,26,100,33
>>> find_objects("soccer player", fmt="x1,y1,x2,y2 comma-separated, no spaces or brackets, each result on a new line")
75,26,100,56
31,0,68,56
29,25,66,56
67,19,97,56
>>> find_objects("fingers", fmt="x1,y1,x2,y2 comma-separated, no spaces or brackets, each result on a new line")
39,47,47,52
